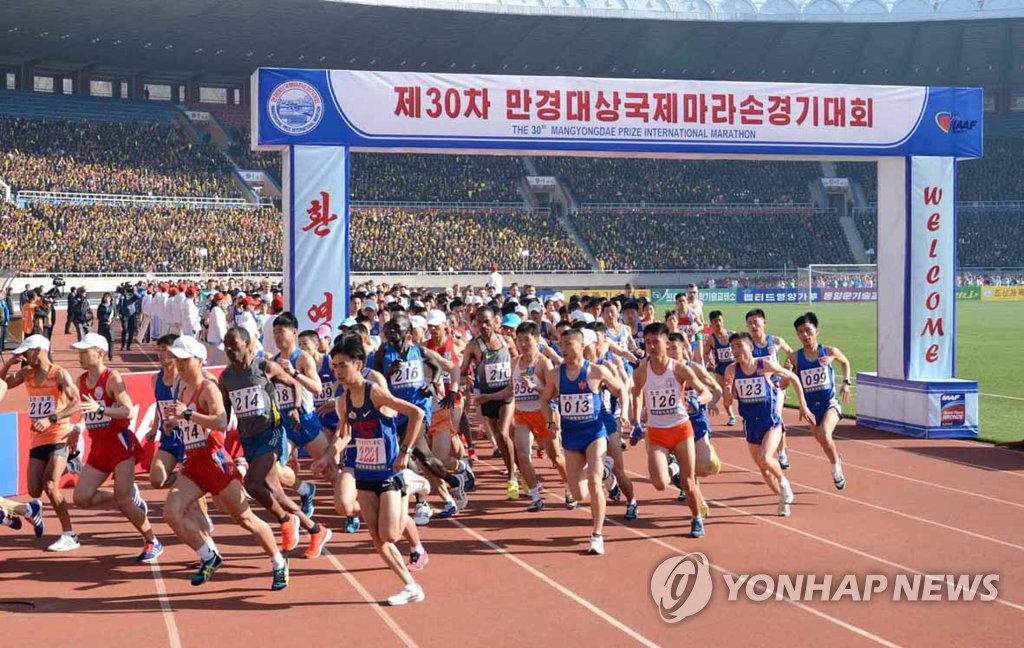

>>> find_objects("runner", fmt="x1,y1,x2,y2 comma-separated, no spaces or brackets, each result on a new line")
162,335,289,590
541,328,627,555
424,311,472,496
0,368,47,538
791,312,850,489
332,334,427,605
592,323,638,521
298,327,341,515
745,308,795,470
703,310,737,426
69,333,161,560
461,306,518,499
632,323,712,538
679,285,706,364
220,328,332,559
722,332,813,517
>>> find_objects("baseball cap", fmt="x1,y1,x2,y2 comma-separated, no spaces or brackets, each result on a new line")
527,302,544,314
426,310,447,327
12,334,50,355
316,324,333,338
71,333,110,353
552,292,565,302
410,315,427,330
363,301,378,311
501,314,521,328
570,309,587,322
581,328,598,347
168,336,207,361
515,305,527,317
339,316,358,328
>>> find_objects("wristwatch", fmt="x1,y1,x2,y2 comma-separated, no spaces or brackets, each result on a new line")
48,413,59,423
97,404,106,417
842,379,852,385
184,408,194,422
401,446,413,456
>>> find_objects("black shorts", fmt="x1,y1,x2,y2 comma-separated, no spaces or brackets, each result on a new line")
356,473,406,495
29,443,70,463
480,397,511,420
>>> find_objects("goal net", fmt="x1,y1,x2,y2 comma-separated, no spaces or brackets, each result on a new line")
800,264,877,305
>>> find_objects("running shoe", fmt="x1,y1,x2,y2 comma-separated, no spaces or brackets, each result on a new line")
700,499,711,519
387,584,425,606
191,552,223,586
137,539,164,563
778,501,791,517
608,482,622,502
407,550,430,572
690,517,705,538
677,489,687,503
565,491,578,510
726,415,736,427
27,499,44,538
436,501,458,519
587,534,605,556
281,515,300,552
413,502,433,526
47,532,80,552
779,449,790,471
272,557,289,591
527,498,544,513
506,479,520,501
833,455,846,490
300,483,317,518
344,516,361,533
780,480,795,505
0,511,22,530
131,483,148,516
304,527,332,559
624,501,638,521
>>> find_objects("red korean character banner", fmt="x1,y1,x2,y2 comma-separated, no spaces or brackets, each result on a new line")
284,145,349,331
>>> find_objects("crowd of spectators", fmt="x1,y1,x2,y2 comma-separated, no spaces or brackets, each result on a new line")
0,117,243,197
535,157,819,204
349,154,525,203
227,125,280,178
572,209,853,271
0,201,279,273
349,207,588,271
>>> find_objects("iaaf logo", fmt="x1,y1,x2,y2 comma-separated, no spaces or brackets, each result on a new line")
935,112,978,134
651,553,998,623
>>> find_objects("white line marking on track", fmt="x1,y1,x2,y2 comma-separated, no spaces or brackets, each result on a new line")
323,549,419,648
980,393,1024,402
446,517,662,648
616,467,1024,615
473,458,902,647
149,562,182,648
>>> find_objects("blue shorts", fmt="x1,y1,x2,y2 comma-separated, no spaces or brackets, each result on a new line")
285,411,323,448
714,365,728,377
744,418,781,446
158,432,185,464
342,443,357,470
692,417,710,441
810,399,842,427
240,426,288,464
319,410,340,431
601,412,618,437
562,423,607,453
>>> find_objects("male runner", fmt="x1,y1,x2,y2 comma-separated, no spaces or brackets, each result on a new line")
703,310,737,425
745,308,794,469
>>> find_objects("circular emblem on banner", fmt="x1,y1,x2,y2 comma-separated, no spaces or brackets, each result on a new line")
267,81,324,135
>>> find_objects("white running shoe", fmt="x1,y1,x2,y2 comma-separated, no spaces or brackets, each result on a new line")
778,501,791,517
387,583,425,606
413,502,432,526
48,532,81,552
780,480,795,505
587,534,605,556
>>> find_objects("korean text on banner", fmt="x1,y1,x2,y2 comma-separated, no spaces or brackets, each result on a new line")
288,146,349,331
981,285,1024,301
907,157,955,380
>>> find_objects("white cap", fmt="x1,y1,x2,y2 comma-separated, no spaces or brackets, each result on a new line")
363,301,378,311
410,315,427,330
426,309,447,327
581,329,598,347
71,333,110,354
12,334,50,355
527,302,544,313
515,305,527,317
570,309,586,322
552,292,565,302
168,336,208,361
580,312,596,323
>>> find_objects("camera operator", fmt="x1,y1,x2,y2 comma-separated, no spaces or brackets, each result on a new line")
115,282,141,352
33,295,54,341
70,287,92,341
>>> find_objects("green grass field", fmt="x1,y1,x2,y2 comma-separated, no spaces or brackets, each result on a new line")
704,301,1024,444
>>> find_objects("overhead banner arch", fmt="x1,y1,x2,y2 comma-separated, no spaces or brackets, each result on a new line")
252,67,983,439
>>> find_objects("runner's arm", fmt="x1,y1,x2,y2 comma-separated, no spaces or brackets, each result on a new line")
371,384,425,452
763,359,813,421
195,382,227,431
828,345,853,403
95,370,134,420
293,351,323,396
674,362,711,406
54,368,82,421
721,364,736,413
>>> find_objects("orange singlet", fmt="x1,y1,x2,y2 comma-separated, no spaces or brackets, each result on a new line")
24,365,71,448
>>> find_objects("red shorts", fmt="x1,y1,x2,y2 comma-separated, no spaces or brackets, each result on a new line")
182,450,240,496
514,409,551,441
649,421,695,452
86,430,143,474
224,428,244,460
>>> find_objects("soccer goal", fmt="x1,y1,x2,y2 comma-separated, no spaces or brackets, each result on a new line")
801,264,877,305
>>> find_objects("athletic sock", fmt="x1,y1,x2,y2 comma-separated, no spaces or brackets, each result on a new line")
413,544,425,555
199,543,215,562
297,481,311,496
271,552,286,570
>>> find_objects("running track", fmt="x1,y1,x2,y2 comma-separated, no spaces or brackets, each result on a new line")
2,336,1023,646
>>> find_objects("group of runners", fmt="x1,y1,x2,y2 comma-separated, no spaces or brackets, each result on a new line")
0,283,852,605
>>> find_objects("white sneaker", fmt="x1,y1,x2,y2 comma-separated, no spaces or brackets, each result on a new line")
778,501,791,517
387,583,425,606
587,534,605,556
48,532,81,552
780,480,795,505
413,502,432,526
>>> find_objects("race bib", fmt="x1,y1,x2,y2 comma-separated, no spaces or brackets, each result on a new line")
735,377,767,402
28,395,56,421
83,409,112,430
180,419,208,451
560,392,594,420
274,382,296,410
716,346,734,363
314,382,334,407
391,360,424,388
355,437,386,470
800,365,830,392
231,386,267,417
514,377,538,402
648,388,681,416
485,361,511,387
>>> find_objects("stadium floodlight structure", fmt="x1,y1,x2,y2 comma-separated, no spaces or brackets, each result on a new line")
252,67,981,439
802,264,877,305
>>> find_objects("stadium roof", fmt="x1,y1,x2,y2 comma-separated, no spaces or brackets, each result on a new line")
1,0,1021,86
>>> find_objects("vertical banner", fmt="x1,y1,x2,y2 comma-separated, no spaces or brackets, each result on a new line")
875,158,908,379
286,145,350,331
907,157,955,380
